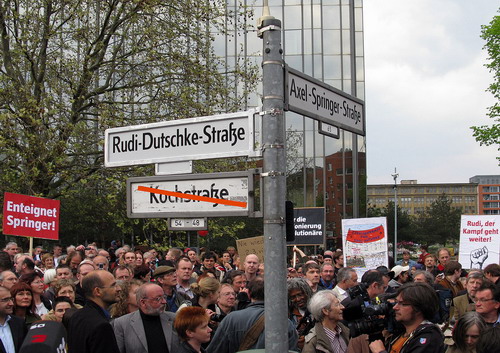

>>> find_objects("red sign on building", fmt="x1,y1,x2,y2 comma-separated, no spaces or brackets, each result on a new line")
2,192,60,240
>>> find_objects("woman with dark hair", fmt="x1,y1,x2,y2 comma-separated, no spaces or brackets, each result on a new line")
10,282,41,327
446,311,486,353
19,271,51,316
43,296,76,322
133,265,152,282
174,306,212,353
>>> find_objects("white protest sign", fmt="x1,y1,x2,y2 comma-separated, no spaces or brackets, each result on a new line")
458,215,500,269
342,217,388,277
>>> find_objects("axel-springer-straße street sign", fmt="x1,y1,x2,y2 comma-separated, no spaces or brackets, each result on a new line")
105,110,259,167
127,171,257,218
285,66,365,136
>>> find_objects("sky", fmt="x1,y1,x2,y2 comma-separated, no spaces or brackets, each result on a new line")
363,1,499,185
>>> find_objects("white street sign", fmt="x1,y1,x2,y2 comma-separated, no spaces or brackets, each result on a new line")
285,66,365,136
169,218,207,230
105,110,259,167
127,171,255,218
155,161,193,175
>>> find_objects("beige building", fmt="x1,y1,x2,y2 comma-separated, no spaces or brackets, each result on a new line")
367,180,478,215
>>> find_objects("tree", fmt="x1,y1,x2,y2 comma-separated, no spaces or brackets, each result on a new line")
413,194,462,245
367,201,415,244
471,9,500,160
0,0,258,244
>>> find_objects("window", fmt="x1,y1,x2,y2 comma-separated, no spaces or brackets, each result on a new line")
327,163,332,171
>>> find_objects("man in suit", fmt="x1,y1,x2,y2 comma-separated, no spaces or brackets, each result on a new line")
0,286,26,353
67,270,120,353
112,283,180,353
332,267,358,302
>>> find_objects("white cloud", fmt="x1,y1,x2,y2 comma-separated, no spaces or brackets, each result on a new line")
364,1,499,184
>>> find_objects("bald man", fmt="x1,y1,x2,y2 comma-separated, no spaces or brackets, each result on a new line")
67,270,120,353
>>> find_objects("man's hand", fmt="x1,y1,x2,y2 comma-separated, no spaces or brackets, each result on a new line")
369,339,387,353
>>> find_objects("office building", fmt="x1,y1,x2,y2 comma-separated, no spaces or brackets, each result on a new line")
217,0,366,247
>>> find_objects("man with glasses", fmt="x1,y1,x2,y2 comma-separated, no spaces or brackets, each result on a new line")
368,282,444,353
67,270,120,353
112,283,180,353
475,281,500,327
0,286,25,353
0,271,18,290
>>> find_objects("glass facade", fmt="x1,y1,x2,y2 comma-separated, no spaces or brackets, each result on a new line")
216,0,366,248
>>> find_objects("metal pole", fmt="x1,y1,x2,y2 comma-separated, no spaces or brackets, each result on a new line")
392,168,399,261
258,2,288,352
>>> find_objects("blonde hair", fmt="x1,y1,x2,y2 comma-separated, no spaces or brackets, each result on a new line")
190,277,220,298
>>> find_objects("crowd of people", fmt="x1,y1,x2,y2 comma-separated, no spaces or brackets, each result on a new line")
0,241,499,353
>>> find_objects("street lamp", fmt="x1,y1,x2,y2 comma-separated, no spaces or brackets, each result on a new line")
392,168,399,261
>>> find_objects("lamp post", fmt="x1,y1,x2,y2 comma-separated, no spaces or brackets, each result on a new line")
392,168,399,261
258,1,288,352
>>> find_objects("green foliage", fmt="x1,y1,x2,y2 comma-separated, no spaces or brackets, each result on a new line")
413,194,462,245
367,201,415,244
471,9,500,160
0,0,259,245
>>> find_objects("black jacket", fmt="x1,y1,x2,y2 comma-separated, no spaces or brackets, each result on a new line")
0,315,27,353
67,299,120,353
387,321,445,353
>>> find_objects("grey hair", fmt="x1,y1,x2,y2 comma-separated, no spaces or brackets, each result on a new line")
308,290,337,322
337,267,356,283
453,311,486,351
135,283,160,305
413,270,434,285
467,270,485,282
287,278,313,301
4,242,17,249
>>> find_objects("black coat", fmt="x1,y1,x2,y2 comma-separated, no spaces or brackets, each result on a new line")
0,315,26,353
67,299,120,353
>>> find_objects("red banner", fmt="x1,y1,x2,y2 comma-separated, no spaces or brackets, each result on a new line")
346,225,385,243
3,192,60,240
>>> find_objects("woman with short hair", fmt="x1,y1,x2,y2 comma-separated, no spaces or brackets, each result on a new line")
10,282,41,328
303,290,349,353
174,306,212,353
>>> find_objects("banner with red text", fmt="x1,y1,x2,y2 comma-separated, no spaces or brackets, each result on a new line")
342,217,388,274
458,215,500,269
2,192,60,240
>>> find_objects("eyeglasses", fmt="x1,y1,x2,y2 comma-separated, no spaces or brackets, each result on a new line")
98,283,117,289
394,301,412,307
0,297,14,303
476,298,496,303
143,295,167,303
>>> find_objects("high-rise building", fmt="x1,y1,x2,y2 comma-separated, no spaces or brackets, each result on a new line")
217,0,366,248
470,175,500,215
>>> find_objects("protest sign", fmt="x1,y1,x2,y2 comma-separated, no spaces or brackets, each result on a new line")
342,217,388,275
287,207,324,246
236,236,264,263
459,215,500,269
3,192,60,240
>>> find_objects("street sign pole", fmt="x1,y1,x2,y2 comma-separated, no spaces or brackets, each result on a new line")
258,4,288,352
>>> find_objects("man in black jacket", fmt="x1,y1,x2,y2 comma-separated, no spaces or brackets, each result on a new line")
0,286,26,353
67,270,120,353
368,282,444,353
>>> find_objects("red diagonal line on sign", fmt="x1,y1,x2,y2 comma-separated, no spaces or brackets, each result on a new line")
137,186,247,208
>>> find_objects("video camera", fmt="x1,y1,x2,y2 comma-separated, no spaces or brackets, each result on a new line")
342,284,400,340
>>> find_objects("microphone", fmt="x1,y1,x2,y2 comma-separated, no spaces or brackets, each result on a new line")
20,321,67,353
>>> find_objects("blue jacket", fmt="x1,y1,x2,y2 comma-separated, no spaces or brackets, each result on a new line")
206,302,298,353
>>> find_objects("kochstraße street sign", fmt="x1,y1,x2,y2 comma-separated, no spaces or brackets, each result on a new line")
105,110,259,167
285,66,365,136
127,171,256,218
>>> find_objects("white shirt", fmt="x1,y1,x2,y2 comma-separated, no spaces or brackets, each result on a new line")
0,316,15,353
